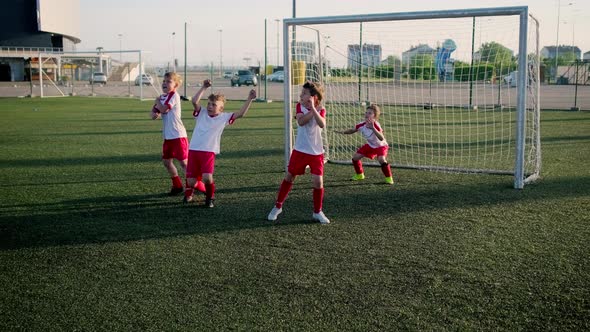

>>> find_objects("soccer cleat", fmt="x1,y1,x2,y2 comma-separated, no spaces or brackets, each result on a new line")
312,211,330,224
169,187,184,196
183,195,194,204
204,198,215,208
384,176,394,185
351,173,365,181
267,207,283,221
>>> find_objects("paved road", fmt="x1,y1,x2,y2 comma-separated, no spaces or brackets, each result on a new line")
1,78,587,111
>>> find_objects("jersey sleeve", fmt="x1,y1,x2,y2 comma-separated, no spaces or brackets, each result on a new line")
355,122,366,130
374,121,383,132
319,108,326,118
226,112,236,125
163,91,177,110
193,105,201,117
295,103,303,114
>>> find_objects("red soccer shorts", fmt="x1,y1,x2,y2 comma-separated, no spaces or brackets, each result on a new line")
357,144,389,160
186,150,216,178
162,137,188,161
288,150,324,176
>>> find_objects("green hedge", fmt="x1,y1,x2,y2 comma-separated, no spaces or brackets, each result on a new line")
331,68,353,77
454,64,496,81
374,65,395,79
409,66,436,80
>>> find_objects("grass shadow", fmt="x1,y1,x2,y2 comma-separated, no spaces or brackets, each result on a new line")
2,174,587,250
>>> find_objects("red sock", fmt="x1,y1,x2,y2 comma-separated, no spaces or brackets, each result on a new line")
205,182,215,200
313,188,324,214
275,179,293,208
184,187,194,198
195,181,206,193
172,175,183,188
353,159,363,174
381,163,392,177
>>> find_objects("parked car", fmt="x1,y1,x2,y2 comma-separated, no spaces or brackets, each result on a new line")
230,70,258,87
503,71,518,87
89,72,107,85
135,73,154,85
266,70,284,82
223,71,236,79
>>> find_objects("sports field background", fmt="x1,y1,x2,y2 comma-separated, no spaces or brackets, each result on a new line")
0,97,588,330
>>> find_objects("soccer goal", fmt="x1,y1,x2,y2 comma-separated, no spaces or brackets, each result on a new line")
282,6,540,189
35,49,163,100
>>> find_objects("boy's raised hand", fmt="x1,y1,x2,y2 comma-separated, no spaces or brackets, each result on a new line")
202,79,212,88
248,89,257,100
303,95,315,110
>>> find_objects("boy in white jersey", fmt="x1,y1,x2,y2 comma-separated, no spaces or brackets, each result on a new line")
335,104,394,184
267,81,330,224
183,79,256,207
151,72,205,196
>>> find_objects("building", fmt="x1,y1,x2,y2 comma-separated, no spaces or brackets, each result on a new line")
0,0,80,81
402,44,436,65
584,51,590,61
347,44,382,72
541,46,582,60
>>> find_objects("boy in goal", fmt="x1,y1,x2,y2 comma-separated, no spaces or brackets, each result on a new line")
335,103,394,184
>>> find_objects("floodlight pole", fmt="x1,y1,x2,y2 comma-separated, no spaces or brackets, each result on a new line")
358,23,362,104
275,19,281,67
264,19,268,101
139,50,143,100
292,0,296,63
184,22,187,98
555,1,573,83
555,0,561,82
469,17,475,108
218,29,223,77
172,32,176,72
38,52,43,98
118,34,122,63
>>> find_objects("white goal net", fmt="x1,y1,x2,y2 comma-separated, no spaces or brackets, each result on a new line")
283,7,540,188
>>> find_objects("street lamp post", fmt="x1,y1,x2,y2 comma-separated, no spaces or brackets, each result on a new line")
218,29,223,77
118,34,122,63
555,1,574,82
275,19,280,67
172,32,176,72
96,46,103,73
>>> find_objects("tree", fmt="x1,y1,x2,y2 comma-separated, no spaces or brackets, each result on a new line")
385,55,401,68
411,54,434,67
557,51,576,65
478,42,515,75
409,54,435,80
478,42,512,63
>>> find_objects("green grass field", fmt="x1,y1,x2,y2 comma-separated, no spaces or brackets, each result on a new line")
0,97,588,331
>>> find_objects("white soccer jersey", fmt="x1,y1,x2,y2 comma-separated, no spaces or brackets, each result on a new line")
188,107,235,154
158,91,187,140
355,121,388,148
293,103,326,156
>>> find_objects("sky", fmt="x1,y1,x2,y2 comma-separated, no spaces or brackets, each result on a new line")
78,0,589,67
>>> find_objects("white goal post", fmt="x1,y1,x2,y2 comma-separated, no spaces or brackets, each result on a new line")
282,6,541,189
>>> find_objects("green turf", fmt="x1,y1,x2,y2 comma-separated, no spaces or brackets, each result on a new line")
0,97,588,331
